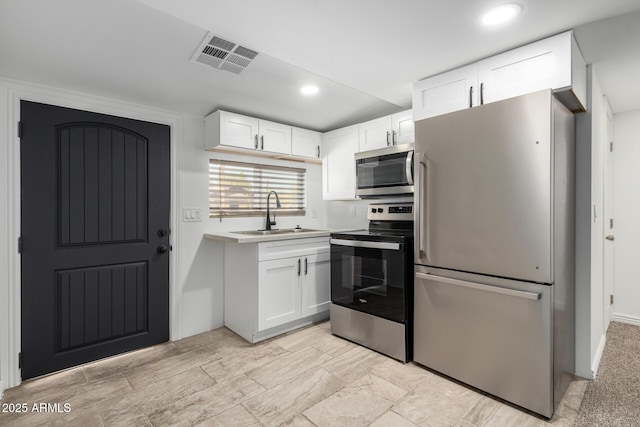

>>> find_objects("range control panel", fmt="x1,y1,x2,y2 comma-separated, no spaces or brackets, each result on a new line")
367,203,414,221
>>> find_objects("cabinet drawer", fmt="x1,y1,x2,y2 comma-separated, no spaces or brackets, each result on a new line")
258,237,329,261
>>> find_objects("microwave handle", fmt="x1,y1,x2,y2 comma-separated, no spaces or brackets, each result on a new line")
415,152,428,262
406,151,414,185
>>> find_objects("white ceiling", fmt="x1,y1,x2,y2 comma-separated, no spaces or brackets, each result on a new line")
1,0,639,131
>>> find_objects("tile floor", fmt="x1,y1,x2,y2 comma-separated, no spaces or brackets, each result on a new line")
0,321,588,426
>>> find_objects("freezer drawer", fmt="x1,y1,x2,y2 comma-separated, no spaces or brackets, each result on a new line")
413,268,553,417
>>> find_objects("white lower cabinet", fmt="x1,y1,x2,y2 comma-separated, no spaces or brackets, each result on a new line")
258,257,301,330
258,251,330,330
224,237,330,343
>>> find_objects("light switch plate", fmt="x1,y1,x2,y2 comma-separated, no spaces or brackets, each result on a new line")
183,208,203,222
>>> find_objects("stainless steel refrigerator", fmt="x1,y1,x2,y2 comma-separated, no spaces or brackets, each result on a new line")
413,89,575,418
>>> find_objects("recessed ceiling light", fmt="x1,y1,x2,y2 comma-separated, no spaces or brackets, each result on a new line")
481,4,522,26
300,85,319,95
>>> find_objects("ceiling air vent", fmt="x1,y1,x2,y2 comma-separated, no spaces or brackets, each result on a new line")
191,33,259,75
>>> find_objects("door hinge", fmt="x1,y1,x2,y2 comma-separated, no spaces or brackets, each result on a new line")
610,294,614,305
610,218,614,229
18,352,23,369
18,121,23,138
610,141,614,152
18,236,22,254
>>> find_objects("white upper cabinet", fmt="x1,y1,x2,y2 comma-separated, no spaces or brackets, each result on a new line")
478,31,585,109
391,109,415,145
322,124,359,200
413,64,478,121
206,110,259,150
206,110,326,161
258,119,292,154
291,127,322,160
358,109,415,152
413,31,586,121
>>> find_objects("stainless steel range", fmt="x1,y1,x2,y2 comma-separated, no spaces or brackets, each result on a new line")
329,202,413,362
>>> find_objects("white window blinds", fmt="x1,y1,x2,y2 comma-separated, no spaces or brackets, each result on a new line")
209,159,306,218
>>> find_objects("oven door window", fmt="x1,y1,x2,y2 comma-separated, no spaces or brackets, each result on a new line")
331,243,406,323
356,152,412,189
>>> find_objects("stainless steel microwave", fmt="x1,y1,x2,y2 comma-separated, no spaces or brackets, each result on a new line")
355,144,414,198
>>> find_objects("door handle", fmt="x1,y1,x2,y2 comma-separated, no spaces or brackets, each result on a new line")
605,235,615,241
480,82,484,105
260,135,264,150
254,134,259,149
157,244,169,254
386,131,391,146
298,258,301,276
304,257,308,275
392,130,397,145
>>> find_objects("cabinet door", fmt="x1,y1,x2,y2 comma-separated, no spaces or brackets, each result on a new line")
358,116,392,151
322,125,359,200
259,120,292,155
301,252,331,317
219,111,260,150
413,63,478,121
478,32,572,105
391,109,414,145
291,127,321,159
258,258,301,330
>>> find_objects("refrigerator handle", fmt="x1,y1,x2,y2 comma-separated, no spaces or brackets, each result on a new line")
406,151,414,185
415,272,541,301
415,152,428,262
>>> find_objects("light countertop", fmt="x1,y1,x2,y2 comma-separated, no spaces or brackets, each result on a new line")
204,229,331,244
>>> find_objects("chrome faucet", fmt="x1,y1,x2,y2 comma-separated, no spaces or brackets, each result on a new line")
265,191,281,230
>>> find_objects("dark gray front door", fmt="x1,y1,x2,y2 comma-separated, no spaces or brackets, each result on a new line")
20,101,170,380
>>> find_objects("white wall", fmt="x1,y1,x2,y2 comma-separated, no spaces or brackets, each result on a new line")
574,65,607,379
612,109,640,325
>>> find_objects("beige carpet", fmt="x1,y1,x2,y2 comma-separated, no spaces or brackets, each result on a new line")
575,321,640,427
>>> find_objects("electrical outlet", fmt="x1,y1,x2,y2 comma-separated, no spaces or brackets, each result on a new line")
183,208,203,222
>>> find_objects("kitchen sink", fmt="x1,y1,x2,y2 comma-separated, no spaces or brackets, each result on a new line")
232,228,320,236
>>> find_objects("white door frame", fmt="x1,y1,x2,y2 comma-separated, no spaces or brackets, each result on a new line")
0,77,183,391
603,96,614,330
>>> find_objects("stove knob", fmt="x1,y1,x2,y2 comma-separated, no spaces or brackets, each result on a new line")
371,208,376,213
377,208,384,213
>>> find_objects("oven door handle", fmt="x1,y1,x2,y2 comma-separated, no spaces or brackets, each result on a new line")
330,238,401,251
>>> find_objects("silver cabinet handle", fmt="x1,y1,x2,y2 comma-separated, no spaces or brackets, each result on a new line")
606,235,615,241
254,134,259,149
469,86,473,108
330,238,400,250
260,135,264,150
304,257,308,275
415,272,541,301
298,258,301,276
480,82,484,105
316,145,320,158
386,131,391,146
392,130,397,145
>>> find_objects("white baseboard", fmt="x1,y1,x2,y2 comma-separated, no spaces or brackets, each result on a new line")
591,332,607,378
612,313,640,327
